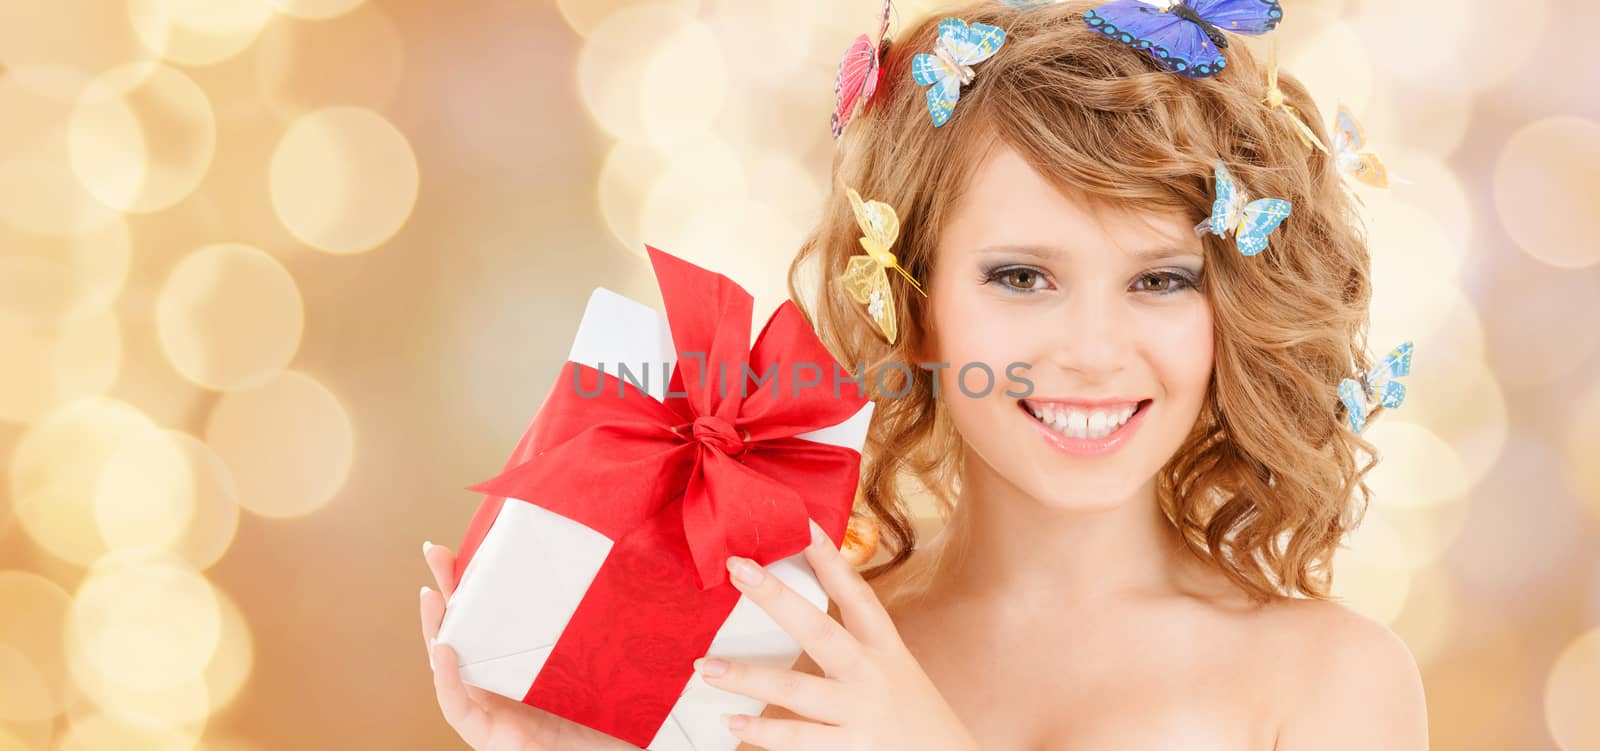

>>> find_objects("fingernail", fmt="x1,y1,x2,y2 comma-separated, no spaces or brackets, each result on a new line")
808,518,826,546
727,557,763,587
421,586,431,599
696,657,728,677
423,540,434,556
725,714,748,732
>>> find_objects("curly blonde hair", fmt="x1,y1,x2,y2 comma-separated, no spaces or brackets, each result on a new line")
787,0,1383,602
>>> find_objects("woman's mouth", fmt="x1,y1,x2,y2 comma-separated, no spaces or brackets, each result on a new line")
1018,397,1153,457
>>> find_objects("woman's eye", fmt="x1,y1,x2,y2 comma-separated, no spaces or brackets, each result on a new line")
988,266,1049,292
1134,271,1198,295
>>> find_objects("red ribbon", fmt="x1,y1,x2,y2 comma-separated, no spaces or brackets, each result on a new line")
451,246,868,747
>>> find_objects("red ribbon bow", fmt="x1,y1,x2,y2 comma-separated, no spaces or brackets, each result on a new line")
450,246,869,746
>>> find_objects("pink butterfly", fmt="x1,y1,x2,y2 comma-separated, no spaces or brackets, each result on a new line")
831,0,893,139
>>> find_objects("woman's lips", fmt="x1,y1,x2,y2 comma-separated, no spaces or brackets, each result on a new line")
1020,398,1152,458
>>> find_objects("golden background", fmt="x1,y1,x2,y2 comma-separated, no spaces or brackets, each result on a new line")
1,0,1597,748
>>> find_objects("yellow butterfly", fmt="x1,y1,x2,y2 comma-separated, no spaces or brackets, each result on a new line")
838,186,925,344
1263,38,1327,154
1331,102,1390,189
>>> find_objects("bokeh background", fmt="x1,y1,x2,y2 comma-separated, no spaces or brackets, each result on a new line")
1,0,1597,748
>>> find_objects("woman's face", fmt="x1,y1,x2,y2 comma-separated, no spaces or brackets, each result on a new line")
924,144,1214,511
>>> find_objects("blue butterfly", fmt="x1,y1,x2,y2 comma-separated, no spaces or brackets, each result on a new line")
1338,342,1414,434
911,17,1007,127
1196,160,1290,257
1083,0,1283,78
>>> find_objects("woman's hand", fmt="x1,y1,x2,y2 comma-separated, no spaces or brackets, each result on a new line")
697,520,979,751
420,542,642,751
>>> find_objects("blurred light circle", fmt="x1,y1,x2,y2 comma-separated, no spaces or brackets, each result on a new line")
1458,0,1548,94
202,588,253,712
1482,259,1600,389
0,311,121,425
65,651,211,732
578,5,725,145
156,243,304,392
1330,512,1411,625
598,141,670,256
269,0,364,19
1382,149,1472,250
676,197,804,319
11,398,158,566
1546,627,1600,750
0,159,122,238
0,65,123,237
703,0,803,85
67,62,216,214
1565,378,1600,522
746,150,823,224
0,0,154,77
1282,21,1372,122
68,558,220,692
1366,200,1466,283
557,0,700,37
1361,498,1470,574
1368,280,1482,370
254,4,404,119
1364,87,1473,160
126,0,275,66
1356,0,1475,93
53,712,198,751
269,107,419,253
765,0,855,74
637,19,727,149
1362,421,1470,509
0,572,74,723
1494,117,1600,269
639,138,746,259
204,370,354,518
1400,355,1506,490
93,430,238,563
158,437,241,571
0,210,131,326
1387,566,1458,668
61,556,215,729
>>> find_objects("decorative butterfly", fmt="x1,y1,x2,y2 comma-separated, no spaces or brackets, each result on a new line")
838,186,925,344
1337,341,1413,433
910,17,1007,127
832,0,894,139
1263,37,1326,153
1331,103,1390,189
1195,160,1291,257
1083,0,1284,78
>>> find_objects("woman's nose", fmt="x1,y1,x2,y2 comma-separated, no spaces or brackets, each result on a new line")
1046,286,1132,376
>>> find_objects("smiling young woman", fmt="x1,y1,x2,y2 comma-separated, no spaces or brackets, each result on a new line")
745,1,1429,748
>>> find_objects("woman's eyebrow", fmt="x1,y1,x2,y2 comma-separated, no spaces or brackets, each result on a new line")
973,243,1059,258
973,243,1203,262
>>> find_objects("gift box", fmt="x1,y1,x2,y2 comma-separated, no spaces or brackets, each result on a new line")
436,246,874,750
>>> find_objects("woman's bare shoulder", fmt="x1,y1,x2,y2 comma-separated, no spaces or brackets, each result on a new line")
1252,597,1430,750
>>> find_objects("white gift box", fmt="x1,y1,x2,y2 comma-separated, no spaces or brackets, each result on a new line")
437,287,874,750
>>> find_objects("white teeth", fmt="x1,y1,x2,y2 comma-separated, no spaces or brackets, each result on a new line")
1024,400,1142,441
